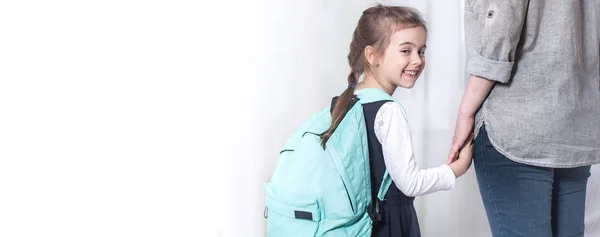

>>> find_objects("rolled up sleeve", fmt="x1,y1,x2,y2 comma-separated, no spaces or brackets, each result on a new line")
466,0,530,83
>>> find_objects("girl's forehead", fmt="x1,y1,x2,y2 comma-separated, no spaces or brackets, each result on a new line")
389,27,427,45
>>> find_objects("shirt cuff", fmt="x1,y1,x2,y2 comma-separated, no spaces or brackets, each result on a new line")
467,49,514,83
440,164,457,190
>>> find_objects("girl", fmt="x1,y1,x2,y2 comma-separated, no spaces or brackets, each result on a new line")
321,5,474,236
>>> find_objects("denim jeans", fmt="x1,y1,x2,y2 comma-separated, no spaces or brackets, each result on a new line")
474,125,591,237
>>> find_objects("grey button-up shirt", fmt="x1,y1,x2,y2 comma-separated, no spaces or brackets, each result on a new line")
464,0,600,168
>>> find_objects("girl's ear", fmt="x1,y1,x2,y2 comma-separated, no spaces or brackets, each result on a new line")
364,45,379,67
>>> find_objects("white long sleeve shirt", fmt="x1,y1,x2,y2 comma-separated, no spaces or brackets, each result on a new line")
373,102,456,197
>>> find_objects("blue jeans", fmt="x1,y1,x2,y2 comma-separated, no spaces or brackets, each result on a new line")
474,126,591,237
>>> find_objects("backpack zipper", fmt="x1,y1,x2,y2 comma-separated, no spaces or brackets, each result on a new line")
279,149,294,154
340,176,354,213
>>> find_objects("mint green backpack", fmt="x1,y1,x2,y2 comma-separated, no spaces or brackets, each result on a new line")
265,88,397,236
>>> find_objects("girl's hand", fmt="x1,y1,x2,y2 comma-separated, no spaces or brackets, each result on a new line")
449,132,474,177
447,113,475,165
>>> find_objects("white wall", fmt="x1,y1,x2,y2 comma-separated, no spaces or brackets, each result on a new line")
0,0,214,236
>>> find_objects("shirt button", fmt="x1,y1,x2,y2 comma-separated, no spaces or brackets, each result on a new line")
487,10,494,19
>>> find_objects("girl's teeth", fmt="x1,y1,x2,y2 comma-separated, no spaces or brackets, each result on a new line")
404,71,417,76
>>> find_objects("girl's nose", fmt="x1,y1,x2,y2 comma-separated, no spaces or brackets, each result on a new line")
411,53,423,66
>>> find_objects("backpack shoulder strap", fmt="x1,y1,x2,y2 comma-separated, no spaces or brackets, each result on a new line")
377,172,393,201
356,88,396,105
356,88,402,201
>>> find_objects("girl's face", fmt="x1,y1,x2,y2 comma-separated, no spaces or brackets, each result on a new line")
367,26,427,92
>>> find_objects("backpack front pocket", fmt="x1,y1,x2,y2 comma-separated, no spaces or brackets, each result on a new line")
264,183,322,237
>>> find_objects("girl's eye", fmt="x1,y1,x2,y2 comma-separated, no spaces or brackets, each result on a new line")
400,50,410,54
418,50,426,55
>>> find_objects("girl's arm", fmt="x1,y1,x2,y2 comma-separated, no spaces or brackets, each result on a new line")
375,102,457,197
